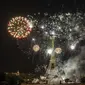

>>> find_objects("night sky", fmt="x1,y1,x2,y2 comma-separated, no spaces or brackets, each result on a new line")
1,0,85,73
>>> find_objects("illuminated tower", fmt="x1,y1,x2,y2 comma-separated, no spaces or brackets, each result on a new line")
48,37,56,69
48,35,62,70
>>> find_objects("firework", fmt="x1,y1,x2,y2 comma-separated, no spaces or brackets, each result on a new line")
17,13,85,58
55,48,62,54
8,16,32,39
15,13,85,80
33,44,40,52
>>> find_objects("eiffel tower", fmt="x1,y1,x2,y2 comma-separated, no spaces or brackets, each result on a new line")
48,37,56,70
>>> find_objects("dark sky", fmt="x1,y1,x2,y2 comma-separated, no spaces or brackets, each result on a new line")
1,0,85,73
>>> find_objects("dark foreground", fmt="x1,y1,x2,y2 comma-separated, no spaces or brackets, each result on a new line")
21,84,85,85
